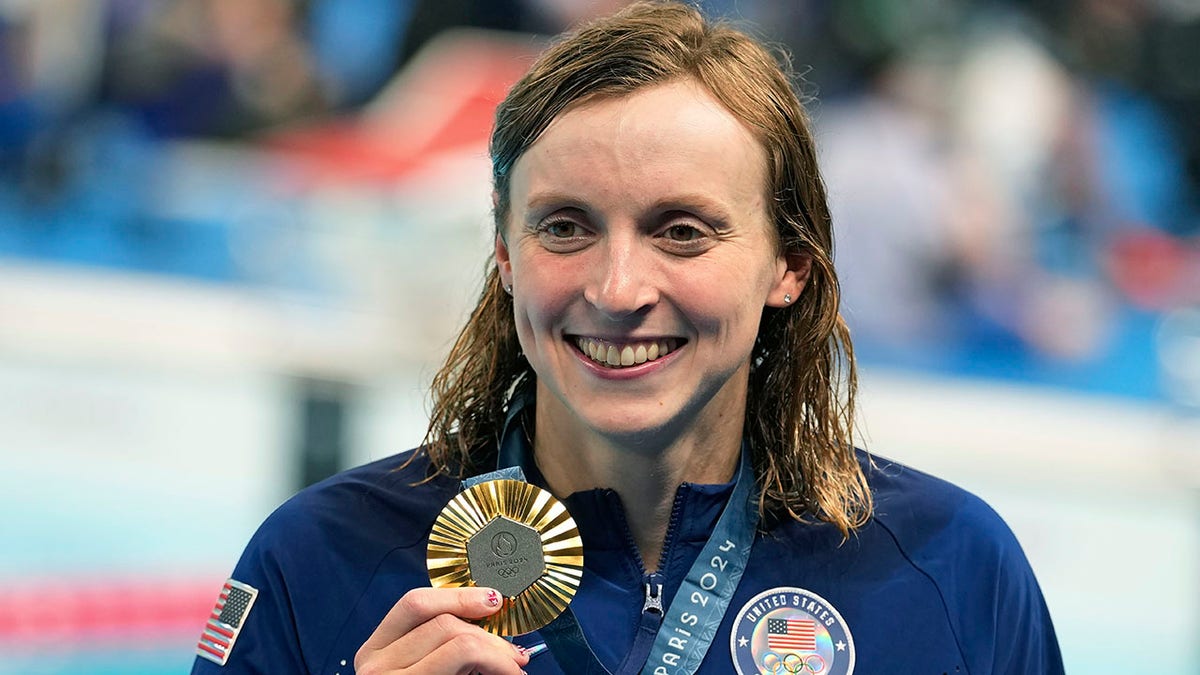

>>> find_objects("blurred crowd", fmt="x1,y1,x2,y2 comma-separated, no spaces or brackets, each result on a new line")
0,0,1198,399
775,0,1200,396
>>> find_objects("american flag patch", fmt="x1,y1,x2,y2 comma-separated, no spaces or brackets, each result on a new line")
767,617,817,652
196,579,259,666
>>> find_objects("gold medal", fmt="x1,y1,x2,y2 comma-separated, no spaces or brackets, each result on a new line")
427,479,583,635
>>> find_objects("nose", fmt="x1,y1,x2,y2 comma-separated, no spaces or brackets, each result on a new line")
583,236,658,320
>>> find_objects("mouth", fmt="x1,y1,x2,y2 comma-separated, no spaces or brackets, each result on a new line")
570,336,684,369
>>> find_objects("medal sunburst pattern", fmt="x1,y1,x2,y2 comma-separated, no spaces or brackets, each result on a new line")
428,479,584,635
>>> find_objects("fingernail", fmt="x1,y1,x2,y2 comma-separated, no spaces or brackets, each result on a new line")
485,589,501,607
522,643,548,658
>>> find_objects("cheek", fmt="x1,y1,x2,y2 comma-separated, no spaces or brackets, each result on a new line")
677,285,763,346
713,279,776,354
511,257,577,334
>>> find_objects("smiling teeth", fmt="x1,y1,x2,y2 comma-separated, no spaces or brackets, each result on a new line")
577,337,678,368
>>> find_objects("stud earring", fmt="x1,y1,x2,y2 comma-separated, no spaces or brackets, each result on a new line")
504,284,513,294
783,293,792,304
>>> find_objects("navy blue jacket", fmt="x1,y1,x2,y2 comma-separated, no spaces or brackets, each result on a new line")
191,448,1063,674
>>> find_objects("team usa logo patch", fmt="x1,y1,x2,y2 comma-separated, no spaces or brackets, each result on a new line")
196,578,259,666
730,587,855,674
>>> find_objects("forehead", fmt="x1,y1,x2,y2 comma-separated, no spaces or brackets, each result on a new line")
547,79,759,149
508,79,768,215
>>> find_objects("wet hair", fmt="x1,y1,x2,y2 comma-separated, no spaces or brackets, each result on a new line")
421,1,870,535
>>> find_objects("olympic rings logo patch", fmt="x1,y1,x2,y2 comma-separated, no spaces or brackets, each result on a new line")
760,651,826,674
729,587,854,675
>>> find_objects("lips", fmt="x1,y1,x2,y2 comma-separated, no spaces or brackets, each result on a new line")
572,336,681,368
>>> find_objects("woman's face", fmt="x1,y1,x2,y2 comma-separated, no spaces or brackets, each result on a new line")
496,79,807,445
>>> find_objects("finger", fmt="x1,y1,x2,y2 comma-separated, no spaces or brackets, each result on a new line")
360,586,503,652
371,612,525,671
415,632,529,675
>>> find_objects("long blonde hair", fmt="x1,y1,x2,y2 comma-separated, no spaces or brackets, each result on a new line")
421,1,871,535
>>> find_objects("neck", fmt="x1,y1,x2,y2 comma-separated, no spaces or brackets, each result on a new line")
531,386,744,571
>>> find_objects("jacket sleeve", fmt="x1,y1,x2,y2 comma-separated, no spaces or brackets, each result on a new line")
875,461,1066,675
190,513,310,674
944,491,1065,675
985,528,1065,675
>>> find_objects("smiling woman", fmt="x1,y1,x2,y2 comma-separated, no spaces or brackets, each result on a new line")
192,3,1065,675
441,6,863,545
495,79,803,508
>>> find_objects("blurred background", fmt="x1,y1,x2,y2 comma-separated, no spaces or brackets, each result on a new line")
0,0,1197,673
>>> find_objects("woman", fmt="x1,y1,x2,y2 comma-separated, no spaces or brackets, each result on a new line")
192,3,1064,674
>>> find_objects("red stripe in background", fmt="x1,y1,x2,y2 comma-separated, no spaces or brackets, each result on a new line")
0,577,221,645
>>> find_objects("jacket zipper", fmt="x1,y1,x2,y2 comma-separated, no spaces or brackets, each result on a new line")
613,572,664,674
614,488,688,673
642,576,664,615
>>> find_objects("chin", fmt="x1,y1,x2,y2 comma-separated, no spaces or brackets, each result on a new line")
572,405,685,446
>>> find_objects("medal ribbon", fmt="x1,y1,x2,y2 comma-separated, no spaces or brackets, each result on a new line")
486,393,758,674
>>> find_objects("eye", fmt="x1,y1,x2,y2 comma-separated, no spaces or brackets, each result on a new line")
542,220,581,239
533,216,592,253
655,218,716,256
664,224,703,242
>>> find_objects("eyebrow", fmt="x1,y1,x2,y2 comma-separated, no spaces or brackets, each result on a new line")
523,191,590,218
655,194,734,226
522,191,735,226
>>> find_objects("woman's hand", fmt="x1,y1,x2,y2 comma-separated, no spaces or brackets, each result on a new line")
355,586,530,675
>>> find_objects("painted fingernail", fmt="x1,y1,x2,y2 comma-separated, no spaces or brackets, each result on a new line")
485,589,501,607
522,643,548,658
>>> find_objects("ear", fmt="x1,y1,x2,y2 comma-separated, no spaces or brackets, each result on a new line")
765,251,812,308
495,231,513,289
492,189,515,289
